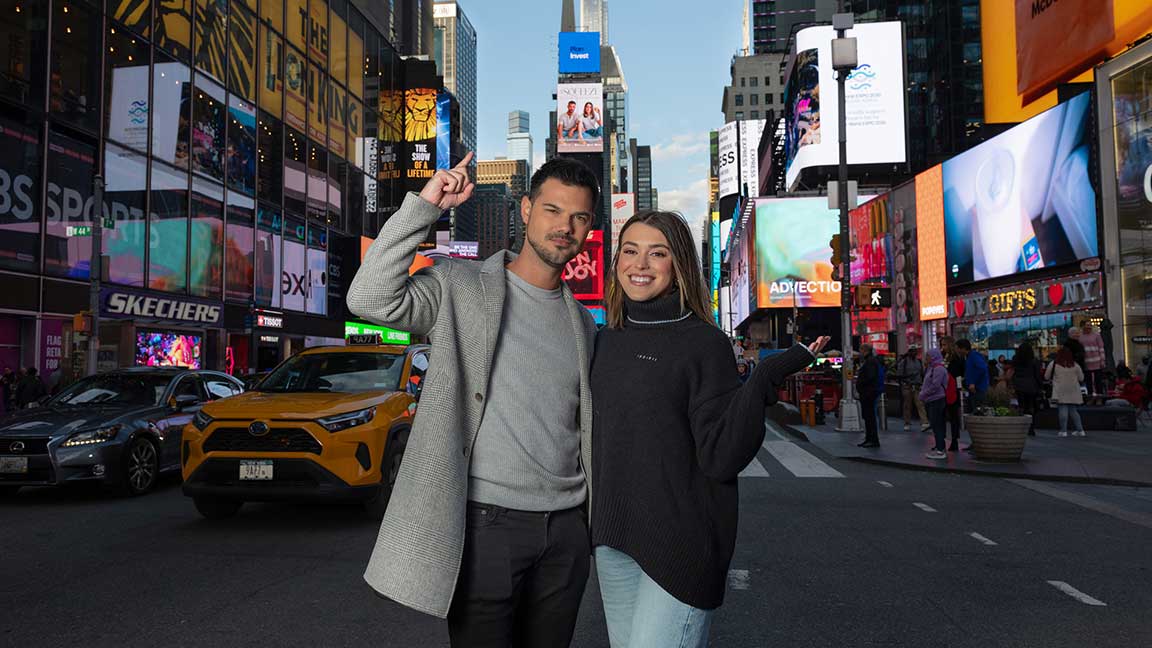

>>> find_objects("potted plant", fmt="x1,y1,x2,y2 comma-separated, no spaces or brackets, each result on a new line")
964,387,1031,462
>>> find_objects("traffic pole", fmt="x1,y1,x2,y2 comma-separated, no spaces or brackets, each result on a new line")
87,174,104,377
832,13,861,432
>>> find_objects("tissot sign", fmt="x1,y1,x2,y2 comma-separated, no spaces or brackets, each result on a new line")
102,289,222,325
948,272,1102,321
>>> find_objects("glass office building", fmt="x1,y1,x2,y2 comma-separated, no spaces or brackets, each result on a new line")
0,0,413,379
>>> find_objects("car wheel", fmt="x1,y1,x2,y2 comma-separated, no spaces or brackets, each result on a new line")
122,437,160,496
363,426,409,519
194,495,243,519
0,485,21,497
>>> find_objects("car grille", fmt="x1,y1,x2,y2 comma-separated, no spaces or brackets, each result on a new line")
203,427,322,455
1,438,50,455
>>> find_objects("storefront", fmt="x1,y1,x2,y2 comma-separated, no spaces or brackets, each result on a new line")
947,272,1105,362
96,287,226,371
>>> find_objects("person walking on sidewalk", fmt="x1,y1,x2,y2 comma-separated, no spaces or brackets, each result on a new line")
856,344,882,448
956,339,990,411
1080,323,1107,402
1011,342,1044,436
896,345,928,432
940,336,964,452
1047,348,1086,438
350,154,601,647
921,349,950,459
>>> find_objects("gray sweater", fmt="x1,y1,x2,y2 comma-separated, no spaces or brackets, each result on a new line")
468,270,594,511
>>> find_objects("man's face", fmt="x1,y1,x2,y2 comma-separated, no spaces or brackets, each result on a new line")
520,179,596,269
566,102,576,115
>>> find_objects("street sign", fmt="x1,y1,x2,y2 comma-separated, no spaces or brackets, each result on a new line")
856,285,891,309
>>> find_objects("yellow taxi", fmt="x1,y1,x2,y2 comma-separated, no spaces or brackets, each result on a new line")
181,335,429,519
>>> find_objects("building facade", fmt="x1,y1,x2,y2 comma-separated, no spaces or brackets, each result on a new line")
507,110,534,169
477,159,530,201
721,53,788,124
581,0,610,43
473,183,518,259
630,140,654,211
432,0,477,157
752,0,835,54
0,0,429,379
602,45,629,193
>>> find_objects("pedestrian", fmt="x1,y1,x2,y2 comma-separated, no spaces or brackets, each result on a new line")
920,349,950,459
955,339,990,411
940,336,964,451
591,209,827,647
1079,323,1107,401
1064,327,1086,370
896,345,928,432
0,367,14,413
349,153,601,647
15,367,46,409
856,343,882,448
736,360,750,384
1046,348,1086,437
1010,342,1044,436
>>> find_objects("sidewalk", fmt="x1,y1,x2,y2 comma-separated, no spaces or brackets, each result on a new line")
782,413,1152,487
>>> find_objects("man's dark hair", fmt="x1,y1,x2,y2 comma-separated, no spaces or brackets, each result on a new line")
528,157,600,206
567,100,576,105
955,339,972,351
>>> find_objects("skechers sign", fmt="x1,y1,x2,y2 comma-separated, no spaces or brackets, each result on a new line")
558,32,601,74
103,290,222,325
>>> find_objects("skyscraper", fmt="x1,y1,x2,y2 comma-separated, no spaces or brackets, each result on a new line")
602,46,629,192
395,0,436,58
630,139,654,211
473,183,519,258
507,111,534,169
581,0,610,43
751,0,836,54
433,1,478,158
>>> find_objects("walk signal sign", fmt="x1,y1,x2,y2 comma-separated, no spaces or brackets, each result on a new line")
856,285,891,309
830,234,842,267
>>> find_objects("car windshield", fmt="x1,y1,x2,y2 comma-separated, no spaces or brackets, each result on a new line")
49,374,174,407
257,352,405,393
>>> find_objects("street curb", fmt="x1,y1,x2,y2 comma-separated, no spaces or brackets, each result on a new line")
772,419,1152,488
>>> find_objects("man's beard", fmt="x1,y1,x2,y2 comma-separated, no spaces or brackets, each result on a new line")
527,233,580,269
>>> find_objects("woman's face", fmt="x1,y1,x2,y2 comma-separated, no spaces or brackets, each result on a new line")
584,102,594,117
617,222,675,302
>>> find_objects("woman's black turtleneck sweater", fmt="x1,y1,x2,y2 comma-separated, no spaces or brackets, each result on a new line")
591,290,815,610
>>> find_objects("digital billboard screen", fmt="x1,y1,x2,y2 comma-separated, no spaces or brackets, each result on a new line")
136,331,202,370
849,194,893,285
564,230,604,300
754,196,872,308
717,122,738,198
785,21,907,189
558,32,601,74
943,92,1097,286
729,225,751,327
610,193,634,248
557,83,603,153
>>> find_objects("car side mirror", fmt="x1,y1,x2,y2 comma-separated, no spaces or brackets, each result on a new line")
407,376,424,401
171,394,201,409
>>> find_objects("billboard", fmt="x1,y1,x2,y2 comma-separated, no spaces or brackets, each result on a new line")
915,165,948,320
753,196,873,308
436,90,452,171
405,86,438,183
943,92,1097,286
564,230,604,300
849,194,892,285
558,32,601,74
717,122,738,198
557,83,603,153
729,226,751,327
738,119,766,197
610,193,634,248
785,21,907,189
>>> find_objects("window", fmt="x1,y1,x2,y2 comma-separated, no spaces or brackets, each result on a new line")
194,0,228,82
191,78,227,183
228,4,257,101
284,127,306,214
284,46,307,132
227,96,257,195
0,114,41,273
0,0,48,111
329,0,348,89
308,62,327,143
148,161,189,293
740,77,746,87
734,94,744,106
172,376,205,401
225,192,255,302
307,141,327,222
750,94,759,105
204,376,241,399
766,93,772,104
751,111,759,119
306,225,327,315
155,0,192,60
44,131,96,279
735,111,743,120
103,143,147,287
51,0,101,132
750,77,758,87
257,111,283,205
255,205,282,307
780,93,785,103
282,215,307,311
189,178,224,299
349,8,367,99
285,0,307,52
153,56,192,168
258,25,284,118
105,28,152,153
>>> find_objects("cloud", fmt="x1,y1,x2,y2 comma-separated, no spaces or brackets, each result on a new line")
658,178,710,221
651,133,709,162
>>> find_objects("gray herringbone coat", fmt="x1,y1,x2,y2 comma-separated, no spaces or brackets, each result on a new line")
347,192,595,618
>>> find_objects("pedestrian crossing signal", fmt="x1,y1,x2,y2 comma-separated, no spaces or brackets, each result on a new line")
829,234,842,267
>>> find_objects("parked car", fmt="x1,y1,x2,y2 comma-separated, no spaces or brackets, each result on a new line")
181,340,430,519
0,368,245,496
239,371,271,391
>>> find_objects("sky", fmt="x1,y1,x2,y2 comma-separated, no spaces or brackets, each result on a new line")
462,0,745,237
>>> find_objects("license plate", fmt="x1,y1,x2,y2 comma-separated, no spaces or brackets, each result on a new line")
0,456,28,474
239,460,273,481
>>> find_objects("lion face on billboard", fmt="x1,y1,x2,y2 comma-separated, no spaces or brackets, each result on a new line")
405,88,437,142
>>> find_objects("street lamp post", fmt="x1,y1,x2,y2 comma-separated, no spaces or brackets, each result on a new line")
87,175,105,377
832,13,861,431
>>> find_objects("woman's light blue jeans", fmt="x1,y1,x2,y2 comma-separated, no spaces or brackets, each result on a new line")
595,546,714,648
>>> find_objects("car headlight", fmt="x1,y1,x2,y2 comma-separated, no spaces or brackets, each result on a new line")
317,407,376,432
191,409,213,431
62,424,122,447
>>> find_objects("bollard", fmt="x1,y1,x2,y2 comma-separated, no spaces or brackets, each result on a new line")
878,394,888,432
814,389,826,425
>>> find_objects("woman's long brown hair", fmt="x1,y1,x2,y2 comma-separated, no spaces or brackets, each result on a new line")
605,210,714,329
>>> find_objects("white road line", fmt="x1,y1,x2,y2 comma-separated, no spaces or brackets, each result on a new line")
1046,581,1107,606
1007,479,1152,531
738,457,770,478
764,421,790,441
728,570,751,591
968,532,998,546
877,481,894,488
913,502,937,513
762,440,845,478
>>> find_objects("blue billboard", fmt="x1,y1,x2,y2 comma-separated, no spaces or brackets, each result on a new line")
558,32,601,74
436,90,451,171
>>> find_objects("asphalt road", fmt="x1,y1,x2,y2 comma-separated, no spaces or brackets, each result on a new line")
3,431,1150,648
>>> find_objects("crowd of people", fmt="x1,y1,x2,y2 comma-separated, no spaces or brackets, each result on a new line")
0,366,47,414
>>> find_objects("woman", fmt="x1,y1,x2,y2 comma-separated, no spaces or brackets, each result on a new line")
920,349,950,459
1046,347,1086,438
591,211,827,647
1011,342,1044,436
580,102,603,139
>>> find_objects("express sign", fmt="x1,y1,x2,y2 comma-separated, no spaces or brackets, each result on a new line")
948,273,1101,321
103,290,222,325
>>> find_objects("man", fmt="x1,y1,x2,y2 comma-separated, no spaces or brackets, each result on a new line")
940,336,965,451
558,100,580,141
855,344,882,448
955,339,990,411
15,367,46,409
348,153,600,647
896,345,928,432
1079,323,1107,401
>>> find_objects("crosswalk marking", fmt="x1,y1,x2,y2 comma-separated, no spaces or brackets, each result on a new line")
1047,581,1107,606
761,440,845,478
738,457,770,478
913,502,937,513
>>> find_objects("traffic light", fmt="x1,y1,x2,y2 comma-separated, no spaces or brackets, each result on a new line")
829,234,842,267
